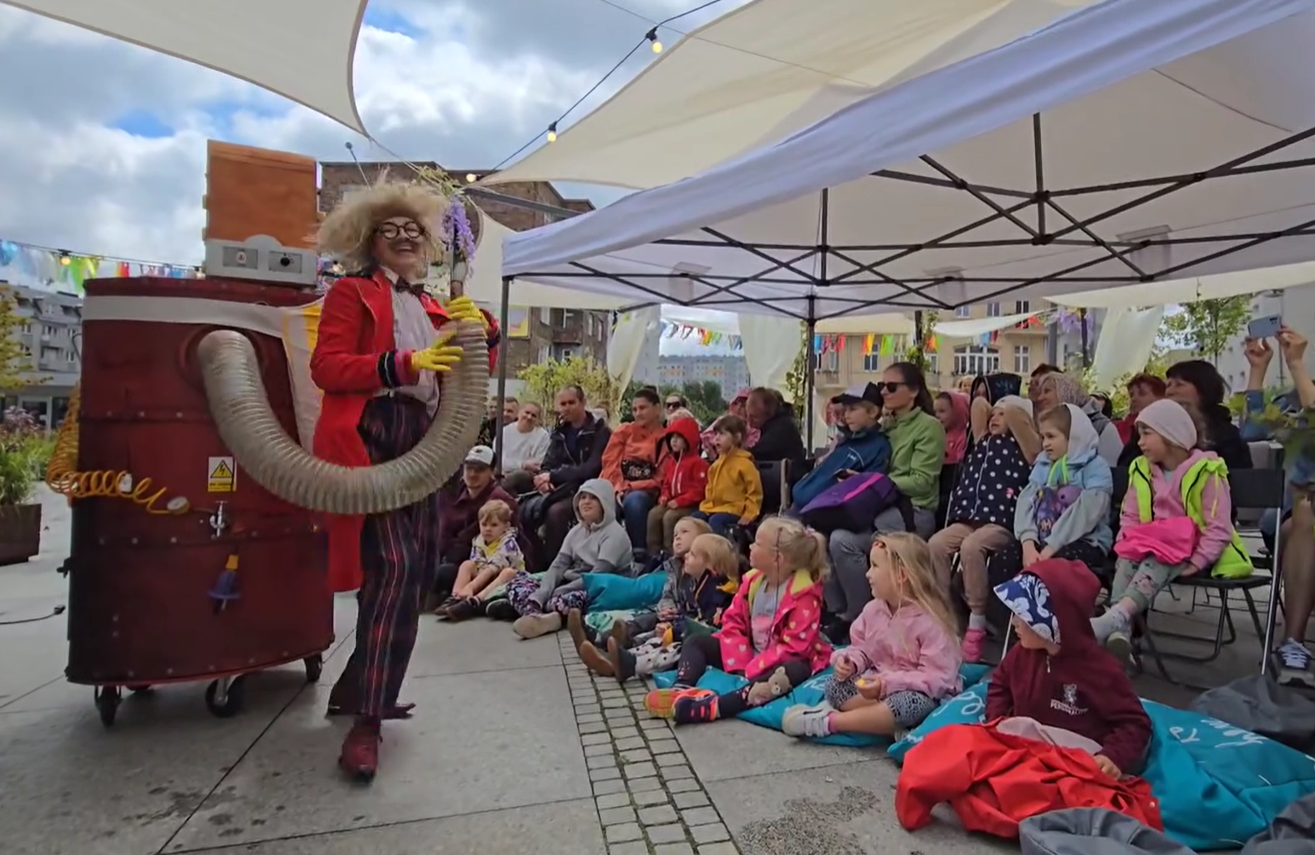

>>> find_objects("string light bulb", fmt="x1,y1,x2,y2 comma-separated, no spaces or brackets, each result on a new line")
58,251,71,266
465,173,477,183
646,28,662,53
546,122,558,143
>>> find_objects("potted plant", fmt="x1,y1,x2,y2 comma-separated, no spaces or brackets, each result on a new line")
0,407,44,565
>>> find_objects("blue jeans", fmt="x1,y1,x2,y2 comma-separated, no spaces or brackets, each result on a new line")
690,511,740,536
620,490,657,550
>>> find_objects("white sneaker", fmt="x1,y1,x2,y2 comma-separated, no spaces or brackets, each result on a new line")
781,702,834,738
1276,639,1315,687
1105,630,1134,665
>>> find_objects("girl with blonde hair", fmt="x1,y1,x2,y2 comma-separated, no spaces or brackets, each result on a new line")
783,532,963,739
644,516,832,724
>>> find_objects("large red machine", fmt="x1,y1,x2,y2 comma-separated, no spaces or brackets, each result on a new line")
56,276,332,724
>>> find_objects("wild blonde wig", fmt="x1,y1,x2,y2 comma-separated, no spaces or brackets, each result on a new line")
316,181,448,272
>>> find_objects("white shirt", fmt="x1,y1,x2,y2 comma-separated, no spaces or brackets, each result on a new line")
501,422,551,470
379,268,439,416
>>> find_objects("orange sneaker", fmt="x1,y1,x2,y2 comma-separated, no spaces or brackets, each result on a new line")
644,687,712,720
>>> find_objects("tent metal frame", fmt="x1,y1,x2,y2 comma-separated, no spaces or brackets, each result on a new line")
481,116,1315,450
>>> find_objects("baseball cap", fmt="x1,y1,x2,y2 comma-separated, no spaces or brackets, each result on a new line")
831,382,883,407
464,445,495,467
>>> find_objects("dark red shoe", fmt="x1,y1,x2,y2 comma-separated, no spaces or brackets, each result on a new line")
339,721,381,782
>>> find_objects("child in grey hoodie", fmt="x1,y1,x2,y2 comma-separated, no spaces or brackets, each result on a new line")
507,478,632,639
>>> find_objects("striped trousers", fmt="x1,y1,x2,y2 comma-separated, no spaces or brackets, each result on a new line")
331,395,439,719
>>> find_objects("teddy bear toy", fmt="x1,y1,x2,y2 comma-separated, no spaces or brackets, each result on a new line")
746,667,793,707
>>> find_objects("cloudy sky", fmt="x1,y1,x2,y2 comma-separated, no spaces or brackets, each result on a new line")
0,0,740,266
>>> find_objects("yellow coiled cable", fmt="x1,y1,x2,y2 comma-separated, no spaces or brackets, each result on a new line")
45,384,189,515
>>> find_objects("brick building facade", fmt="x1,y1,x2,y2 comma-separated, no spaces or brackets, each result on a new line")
318,162,610,376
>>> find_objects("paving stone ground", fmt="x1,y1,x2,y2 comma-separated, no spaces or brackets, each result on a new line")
0,489,1265,854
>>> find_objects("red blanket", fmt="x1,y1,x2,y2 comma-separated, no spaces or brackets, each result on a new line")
895,720,1162,838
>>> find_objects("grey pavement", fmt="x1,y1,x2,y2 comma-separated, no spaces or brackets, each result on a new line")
0,488,1268,854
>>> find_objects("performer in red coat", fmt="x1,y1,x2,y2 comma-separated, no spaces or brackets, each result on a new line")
310,182,499,781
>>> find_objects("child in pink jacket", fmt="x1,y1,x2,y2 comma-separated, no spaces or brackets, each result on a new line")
643,517,832,725
783,532,962,740
1092,399,1251,661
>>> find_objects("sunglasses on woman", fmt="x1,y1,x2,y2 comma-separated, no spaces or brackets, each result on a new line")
880,381,907,393
665,401,682,409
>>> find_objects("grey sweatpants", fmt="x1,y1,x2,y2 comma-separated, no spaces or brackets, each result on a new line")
1111,556,1189,611
826,506,936,620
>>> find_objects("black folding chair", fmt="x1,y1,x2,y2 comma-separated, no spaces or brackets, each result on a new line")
1137,468,1286,682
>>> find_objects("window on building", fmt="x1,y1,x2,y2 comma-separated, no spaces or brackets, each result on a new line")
953,345,1000,376
926,353,939,375
811,350,839,372
539,307,550,324
955,305,970,318
1013,345,1030,374
1014,300,1031,314
862,353,879,372
986,303,1002,317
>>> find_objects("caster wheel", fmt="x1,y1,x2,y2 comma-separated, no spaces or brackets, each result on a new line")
204,675,247,718
95,686,121,727
127,684,154,695
304,654,323,684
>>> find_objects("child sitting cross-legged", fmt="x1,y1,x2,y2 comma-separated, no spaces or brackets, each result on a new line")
991,558,1152,779
643,516,832,725
441,499,526,621
565,515,713,670
1093,399,1251,661
782,533,962,740
584,532,740,682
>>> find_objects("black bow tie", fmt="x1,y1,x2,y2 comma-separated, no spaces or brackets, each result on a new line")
394,278,425,297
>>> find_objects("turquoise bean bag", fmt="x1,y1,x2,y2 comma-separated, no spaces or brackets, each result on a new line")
651,656,991,748
886,681,1315,851
582,571,667,612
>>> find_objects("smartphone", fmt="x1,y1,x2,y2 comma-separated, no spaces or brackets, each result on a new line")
1249,315,1282,340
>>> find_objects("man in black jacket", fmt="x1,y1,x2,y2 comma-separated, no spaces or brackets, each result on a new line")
520,385,612,568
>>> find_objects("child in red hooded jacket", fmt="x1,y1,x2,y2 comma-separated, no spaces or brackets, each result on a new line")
988,558,1152,779
646,417,710,556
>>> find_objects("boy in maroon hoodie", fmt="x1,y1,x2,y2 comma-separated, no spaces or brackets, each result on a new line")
988,558,1152,778
646,417,710,556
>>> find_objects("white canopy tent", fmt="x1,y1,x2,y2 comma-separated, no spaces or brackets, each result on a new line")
1,0,369,134
484,0,1105,191
501,0,1315,443
502,0,1315,318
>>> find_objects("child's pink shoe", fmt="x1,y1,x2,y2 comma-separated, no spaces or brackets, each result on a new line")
961,627,987,663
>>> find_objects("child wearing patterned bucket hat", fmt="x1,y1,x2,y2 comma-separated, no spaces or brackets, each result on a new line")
989,558,1151,780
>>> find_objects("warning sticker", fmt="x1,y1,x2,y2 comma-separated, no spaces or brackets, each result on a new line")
208,456,236,493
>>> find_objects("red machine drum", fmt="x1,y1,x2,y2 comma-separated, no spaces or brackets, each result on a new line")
65,276,333,693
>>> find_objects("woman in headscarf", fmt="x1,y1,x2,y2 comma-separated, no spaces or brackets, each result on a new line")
1032,371,1123,466
935,391,971,464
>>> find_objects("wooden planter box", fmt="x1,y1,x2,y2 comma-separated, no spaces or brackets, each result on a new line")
0,503,41,566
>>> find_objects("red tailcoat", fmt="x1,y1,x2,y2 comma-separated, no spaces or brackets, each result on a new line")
309,269,500,592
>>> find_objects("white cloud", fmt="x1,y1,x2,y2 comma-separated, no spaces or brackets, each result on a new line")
0,0,704,271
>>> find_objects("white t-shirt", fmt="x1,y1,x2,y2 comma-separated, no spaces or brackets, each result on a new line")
502,423,551,471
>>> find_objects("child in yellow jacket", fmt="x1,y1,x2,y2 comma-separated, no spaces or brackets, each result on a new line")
693,415,763,536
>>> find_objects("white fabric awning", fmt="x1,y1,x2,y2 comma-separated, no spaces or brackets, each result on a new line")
1047,259,1315,308
484,0,1105,190
934,311,1040,337
2,0,369,134
502,0,1315,321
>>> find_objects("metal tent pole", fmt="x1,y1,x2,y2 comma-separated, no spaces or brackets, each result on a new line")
493,275,513,476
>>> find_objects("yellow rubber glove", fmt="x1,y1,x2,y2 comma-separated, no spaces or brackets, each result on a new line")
409,328,464,373
445,295,488,330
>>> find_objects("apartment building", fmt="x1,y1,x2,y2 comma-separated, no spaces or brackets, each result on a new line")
0,282,82,427
658,355,752,401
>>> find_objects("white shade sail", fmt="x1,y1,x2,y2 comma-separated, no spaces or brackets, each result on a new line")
2,0,369,134
485,0,1104,190
502,0,1315,322
1047,259,1315,308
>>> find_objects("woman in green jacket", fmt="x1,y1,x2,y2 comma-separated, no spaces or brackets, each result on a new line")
824,362,946,634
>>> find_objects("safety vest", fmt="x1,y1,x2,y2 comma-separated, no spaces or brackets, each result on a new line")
1129,456,1253,579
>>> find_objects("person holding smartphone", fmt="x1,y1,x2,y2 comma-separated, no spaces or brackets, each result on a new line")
1242,324,1315,687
